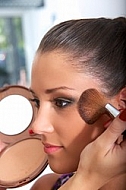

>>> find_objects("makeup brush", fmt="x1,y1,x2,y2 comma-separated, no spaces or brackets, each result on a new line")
78,88,120,124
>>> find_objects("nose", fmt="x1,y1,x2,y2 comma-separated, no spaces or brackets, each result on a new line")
31,106,54,135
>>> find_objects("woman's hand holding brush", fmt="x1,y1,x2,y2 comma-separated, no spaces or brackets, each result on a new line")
59,110,126,190
75,109,126,189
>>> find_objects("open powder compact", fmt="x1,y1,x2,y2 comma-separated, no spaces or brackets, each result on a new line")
0,85,48,188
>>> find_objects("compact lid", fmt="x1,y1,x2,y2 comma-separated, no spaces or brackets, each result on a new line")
0,85,48,188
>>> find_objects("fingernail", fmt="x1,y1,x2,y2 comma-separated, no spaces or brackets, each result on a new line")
119,109,126,121
29,129,34,135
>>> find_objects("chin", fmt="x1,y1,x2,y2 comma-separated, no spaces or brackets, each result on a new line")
50,167,76,174
47,154,79,174
49,161,77,174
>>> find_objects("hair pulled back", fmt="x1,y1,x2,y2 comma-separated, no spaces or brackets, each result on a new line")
37,17,126,97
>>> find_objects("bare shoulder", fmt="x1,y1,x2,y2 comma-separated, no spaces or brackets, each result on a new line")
30,173,61,190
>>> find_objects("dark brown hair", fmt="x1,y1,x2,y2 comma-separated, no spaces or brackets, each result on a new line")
37,17,126,97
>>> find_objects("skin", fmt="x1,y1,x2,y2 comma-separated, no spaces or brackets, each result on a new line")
30,51,126,190
0,50,125,190
31,51,109,174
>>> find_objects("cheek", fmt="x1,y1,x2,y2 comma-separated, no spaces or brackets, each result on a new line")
49,112,105,173
55,110,104,148
53,110,84,139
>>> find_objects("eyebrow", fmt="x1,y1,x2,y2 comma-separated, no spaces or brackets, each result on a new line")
45,86,75,94
29,86,75,95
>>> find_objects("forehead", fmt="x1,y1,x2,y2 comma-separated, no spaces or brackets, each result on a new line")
32,51,80,83
32,51,75,73
31,51,100,93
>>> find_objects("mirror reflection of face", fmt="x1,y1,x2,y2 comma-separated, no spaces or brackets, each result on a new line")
0,95,33,135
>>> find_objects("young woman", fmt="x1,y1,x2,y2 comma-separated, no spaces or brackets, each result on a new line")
30,17,126,190
0,17,126,190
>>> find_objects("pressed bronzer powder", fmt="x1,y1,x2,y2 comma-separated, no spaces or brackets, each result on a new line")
0,138,47,186
0,85,48,188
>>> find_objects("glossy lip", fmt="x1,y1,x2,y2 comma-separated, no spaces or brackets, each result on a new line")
42,143,63,154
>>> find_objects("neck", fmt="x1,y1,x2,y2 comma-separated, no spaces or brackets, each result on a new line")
100,173,126,190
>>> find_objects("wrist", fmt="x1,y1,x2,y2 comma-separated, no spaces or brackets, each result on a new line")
59,172,100,190
73,172,99,190
75,166,110,190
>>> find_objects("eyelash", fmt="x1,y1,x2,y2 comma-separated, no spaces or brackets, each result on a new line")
53,97,73,108
30,97,74,109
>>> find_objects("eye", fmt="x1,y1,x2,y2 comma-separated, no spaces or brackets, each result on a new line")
30,98,40,108
53,98,73,108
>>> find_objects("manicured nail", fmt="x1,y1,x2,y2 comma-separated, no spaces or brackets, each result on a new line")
119,109,126,121
29,129,34,135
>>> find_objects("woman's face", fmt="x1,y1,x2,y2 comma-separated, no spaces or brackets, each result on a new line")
31,51,108,173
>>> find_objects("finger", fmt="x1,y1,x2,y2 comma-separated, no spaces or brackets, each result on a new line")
97,109,126,149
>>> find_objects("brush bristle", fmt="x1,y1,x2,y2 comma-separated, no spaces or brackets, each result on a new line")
78,88,108,124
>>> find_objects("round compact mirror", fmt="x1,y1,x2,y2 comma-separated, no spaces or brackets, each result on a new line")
0,94,33,135
0,85,48,188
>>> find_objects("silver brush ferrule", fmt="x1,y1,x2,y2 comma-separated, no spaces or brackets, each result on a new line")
105,104,120,118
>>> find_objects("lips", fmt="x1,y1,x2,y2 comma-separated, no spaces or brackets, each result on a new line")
43,143,63,154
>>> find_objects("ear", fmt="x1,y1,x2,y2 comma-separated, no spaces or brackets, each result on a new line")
117,87,126,109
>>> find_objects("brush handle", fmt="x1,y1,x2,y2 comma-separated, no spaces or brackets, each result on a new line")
105,104,120,117
105,104,126,137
